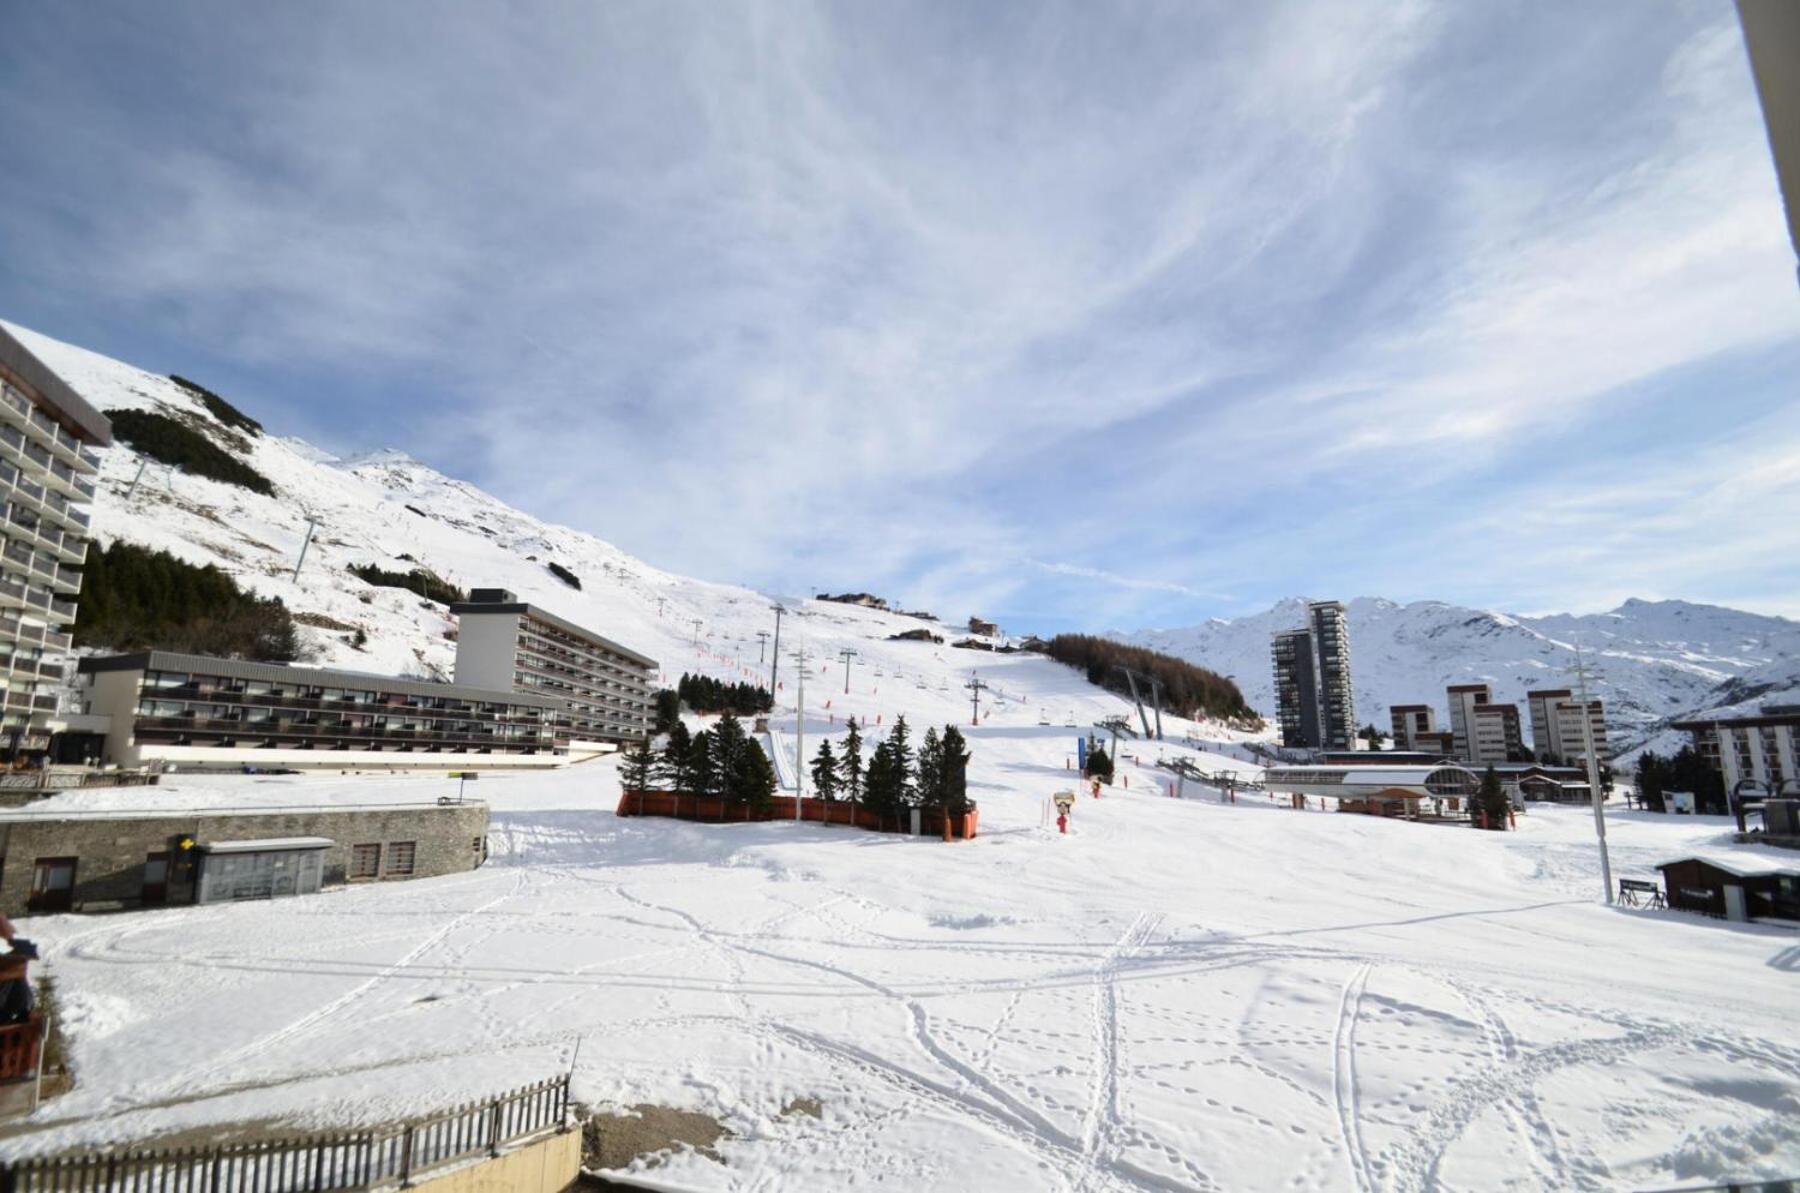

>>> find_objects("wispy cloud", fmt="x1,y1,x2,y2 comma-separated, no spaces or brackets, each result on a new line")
0,1,1793,629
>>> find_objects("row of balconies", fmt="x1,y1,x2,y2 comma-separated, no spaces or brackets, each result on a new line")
0,423,96,504
2,689,57,714
135,726,554,755
0,458,91,543
512,651,649,697
132,713,554,744
0,574,76,623
518,623,652,680
0,534,81,595
0,653,61,684
3,499,89,566
511,670,650,717
0,615,70,652
0,384,103,473
135,684,553,724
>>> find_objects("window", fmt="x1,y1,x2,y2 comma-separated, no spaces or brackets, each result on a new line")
472,837,485,853
350,843,381,879
387,841,417,877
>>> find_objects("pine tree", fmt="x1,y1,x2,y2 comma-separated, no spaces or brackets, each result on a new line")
687,726,716,799
941,725,971,812
1086,744,1115,783
916,727,945,810
887,716,915,806
621,737,657,792
811,739,840,800
712,713,750,802
1476,765,1509,829
839,718,865,804
864,739,901,820
658,722,693,791
738,740,777,808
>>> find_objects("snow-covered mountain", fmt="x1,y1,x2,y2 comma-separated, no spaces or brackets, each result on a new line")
7,317,1243,751
1125,596,1800,759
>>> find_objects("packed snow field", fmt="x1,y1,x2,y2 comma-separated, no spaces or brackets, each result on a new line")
15,725,1800,1191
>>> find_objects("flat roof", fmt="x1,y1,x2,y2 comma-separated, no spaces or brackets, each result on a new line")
1672,711,1800,731
77,651,563,708
198,836,334,854
450,601,657,668
0,321,113,446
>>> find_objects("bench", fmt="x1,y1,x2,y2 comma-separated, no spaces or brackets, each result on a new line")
1619,878,1665,909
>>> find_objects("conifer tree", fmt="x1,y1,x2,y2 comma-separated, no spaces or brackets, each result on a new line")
712,713,750,802
1476,765,1509,829
941,725,971,812
811,739,840,801
916,727,945,810
839,717,865,804
887,716,915,806
864,739,902,820
738,740,778,808
658,722,693,791
687,726,716,798
621,737,657,793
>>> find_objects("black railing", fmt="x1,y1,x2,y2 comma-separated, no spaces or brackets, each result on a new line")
0,1074,571,1193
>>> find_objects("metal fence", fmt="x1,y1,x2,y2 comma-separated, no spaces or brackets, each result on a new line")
0,1074,570,1193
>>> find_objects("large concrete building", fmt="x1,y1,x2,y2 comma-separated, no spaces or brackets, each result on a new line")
452,590,657,751
1673,704,1800,796
1389,704,1438,752
1445,684,1490,762
1469,703,1524,766
0,324,110,757
77,652,566,771
1270,601,1355,751
1526,688,1608,766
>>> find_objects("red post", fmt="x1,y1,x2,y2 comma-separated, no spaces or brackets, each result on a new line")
1057,812,1068,834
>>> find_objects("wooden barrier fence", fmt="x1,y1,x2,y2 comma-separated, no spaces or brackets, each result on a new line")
0,1074,570,1193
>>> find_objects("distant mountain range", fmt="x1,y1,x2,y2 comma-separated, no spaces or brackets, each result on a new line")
1123,596,1800,760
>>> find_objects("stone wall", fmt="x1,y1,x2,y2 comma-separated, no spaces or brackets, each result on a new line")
0,801,489,916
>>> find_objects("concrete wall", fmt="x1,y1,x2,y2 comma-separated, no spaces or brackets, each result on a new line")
0,801,489,916
454,611,522,691
408,1129,580,1193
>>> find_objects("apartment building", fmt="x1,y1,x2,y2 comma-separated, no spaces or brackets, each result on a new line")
1389,704,1437,752
1309,601,1355,750
1445,684,1490,762
452,589,657,750
1271,629,1320,749
1526,688,1608,765
77,652,566,770
1469,703,1524,766
1673,705,1800,794
0,324,110,756
1270,601,1355,751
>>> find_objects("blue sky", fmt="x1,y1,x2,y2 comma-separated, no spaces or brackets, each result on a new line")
1,1,1795,635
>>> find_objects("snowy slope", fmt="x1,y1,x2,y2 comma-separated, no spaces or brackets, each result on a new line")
4,317,1235,748
1126,596,1800,760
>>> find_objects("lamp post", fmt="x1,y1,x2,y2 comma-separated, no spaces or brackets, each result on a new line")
1573,645,1613,904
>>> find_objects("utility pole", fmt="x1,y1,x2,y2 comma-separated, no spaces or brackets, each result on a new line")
1573,645,1613,904
290,514,321,584
838,648,857,694
691,618,703,647
123,458,149,500
756,631,770,663
965,675,989,726
768,605,785,697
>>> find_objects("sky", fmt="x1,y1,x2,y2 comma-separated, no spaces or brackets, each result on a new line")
1,1,1796,637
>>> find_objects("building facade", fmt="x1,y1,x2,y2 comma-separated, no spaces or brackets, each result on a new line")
1526,689,1608,765
1673,705,1800,795
1271,629,1320,749
1469,703,1525,765
1389,704,1437,752
452,590,657,750
1309,601,1355,751
1445,684,1490,762
0,800,488,915
0,324,110,757
77,652,566,771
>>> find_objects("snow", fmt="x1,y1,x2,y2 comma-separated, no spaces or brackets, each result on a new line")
13,737,1800,1191
2,320,1796,1188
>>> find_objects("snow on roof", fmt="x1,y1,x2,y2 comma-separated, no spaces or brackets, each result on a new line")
197,836,335,854
1657,855,1800,879
1263,764,1479,789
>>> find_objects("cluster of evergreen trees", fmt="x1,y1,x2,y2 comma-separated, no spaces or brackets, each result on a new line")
621,713,777,807
675,673,772,716
347,563,466,605
108,409,275,496
1634,747,1727,814
808,718,973,821
1042,634,1254,724
75,541,301,662
169,375,263,436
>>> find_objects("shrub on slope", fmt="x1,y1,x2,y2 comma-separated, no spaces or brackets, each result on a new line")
1044,634,1257,725
75,540,300,662
108,409,275,496
347,563,466,606
169,375,263,436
